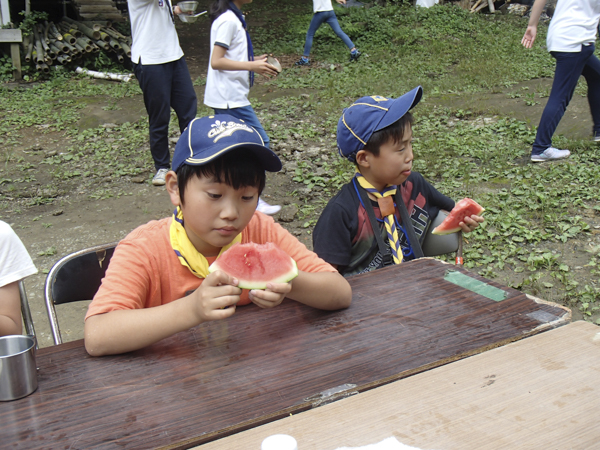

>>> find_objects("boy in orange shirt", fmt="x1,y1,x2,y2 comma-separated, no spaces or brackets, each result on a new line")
84,115,351,356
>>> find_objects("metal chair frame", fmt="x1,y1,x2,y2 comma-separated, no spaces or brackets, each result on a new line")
44,242,117,345
19,280,37,345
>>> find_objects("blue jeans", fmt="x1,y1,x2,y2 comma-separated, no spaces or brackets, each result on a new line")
532,43,600,155
213,105,270,148
133,57,197,170
303,10,355,57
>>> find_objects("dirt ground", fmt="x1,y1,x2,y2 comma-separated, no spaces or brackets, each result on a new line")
4,10,596,348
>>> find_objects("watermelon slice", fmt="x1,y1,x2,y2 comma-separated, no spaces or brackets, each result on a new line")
208,242,298,289
431,198,485,235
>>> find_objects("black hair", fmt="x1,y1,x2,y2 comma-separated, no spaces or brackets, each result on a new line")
363,112,414,158
209,0,231,21
176,148,266,204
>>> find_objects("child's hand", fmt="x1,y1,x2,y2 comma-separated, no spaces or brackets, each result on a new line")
249,282,292,309
189,270,242,322
336,0,347,4
459,214,484,233
251,55,279,78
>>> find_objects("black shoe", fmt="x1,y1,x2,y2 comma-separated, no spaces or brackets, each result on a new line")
295,57,310,66
350,50,361,62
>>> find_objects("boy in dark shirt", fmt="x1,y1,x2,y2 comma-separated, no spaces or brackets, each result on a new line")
313,86,484,277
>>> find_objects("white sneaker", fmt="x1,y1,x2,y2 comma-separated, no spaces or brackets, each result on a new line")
257,197,281,215
530,147,571,162
152,168,169,186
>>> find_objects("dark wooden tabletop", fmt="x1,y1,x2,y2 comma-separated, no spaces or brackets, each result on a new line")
0,259,569,450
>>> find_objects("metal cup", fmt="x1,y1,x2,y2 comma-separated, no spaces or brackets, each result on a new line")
0,335,38,401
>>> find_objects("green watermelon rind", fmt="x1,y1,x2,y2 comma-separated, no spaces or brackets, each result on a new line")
431,225,463,236
236,260,298,290
431,199,485,235
207,249,299,290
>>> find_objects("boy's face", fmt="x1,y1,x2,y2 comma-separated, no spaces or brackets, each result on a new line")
362,124,413,190
166,171,259,257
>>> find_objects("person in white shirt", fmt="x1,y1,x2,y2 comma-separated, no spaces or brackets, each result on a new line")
0,221,37,336
295,0,360,66
522,0,600,162
204,0,281,215
128,0,198,186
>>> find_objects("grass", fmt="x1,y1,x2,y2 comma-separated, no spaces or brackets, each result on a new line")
1,1,600,323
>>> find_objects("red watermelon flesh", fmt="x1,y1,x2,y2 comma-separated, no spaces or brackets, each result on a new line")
431,198,485,235
208,242,298,289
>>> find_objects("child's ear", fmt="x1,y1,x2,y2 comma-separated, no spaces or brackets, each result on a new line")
355,149,370,169
165,171,181,207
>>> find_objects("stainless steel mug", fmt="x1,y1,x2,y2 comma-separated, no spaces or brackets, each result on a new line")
0,335,38,401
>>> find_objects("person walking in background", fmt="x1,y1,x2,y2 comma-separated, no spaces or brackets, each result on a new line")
295,0,360,66
205,0,281,215
522,0,600,162
0,221,37,336
129,0,198,186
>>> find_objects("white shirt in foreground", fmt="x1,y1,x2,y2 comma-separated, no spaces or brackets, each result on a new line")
0,221,37,288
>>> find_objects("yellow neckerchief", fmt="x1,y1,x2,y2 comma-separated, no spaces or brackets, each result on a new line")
169,207,242,278
354,171,403,265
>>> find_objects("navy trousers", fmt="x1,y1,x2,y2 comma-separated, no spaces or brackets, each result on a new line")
532,43,600,155
133,57,197,170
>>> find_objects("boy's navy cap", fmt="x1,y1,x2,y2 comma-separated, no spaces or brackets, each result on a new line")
337,86,423,162
172,115,282,172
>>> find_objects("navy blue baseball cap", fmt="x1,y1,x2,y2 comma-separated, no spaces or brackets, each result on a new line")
172,115,282,172
337,86,423,162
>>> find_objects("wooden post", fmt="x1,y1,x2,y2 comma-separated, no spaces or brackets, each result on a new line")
488,0,495,12
0,29,23,81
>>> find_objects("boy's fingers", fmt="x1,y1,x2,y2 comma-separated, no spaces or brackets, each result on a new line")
213,294,240,309
249,290,284,308
205,270,239,287
265,281,292,294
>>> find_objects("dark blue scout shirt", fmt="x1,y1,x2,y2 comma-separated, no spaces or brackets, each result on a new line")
313,172,455,277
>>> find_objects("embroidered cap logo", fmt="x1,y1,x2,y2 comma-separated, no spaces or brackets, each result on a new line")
371,95,389,102
208,120,255,142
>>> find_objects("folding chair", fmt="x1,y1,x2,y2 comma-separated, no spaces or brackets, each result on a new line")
44,242,117,345
19,280,36,341
421,210,464,265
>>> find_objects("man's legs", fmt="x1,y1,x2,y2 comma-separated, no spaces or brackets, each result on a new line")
325,12,355,51
170,57,197,134
581,47,600,139
302,12,329,58
531,45,595,157
133,61,173,171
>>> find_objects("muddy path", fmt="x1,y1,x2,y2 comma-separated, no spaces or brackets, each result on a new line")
3,9,595,348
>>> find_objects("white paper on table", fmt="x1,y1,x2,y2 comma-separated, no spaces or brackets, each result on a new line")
334,436,435,450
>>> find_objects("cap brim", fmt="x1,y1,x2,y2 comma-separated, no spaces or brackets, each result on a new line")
375,86,423,132
180,142,282,172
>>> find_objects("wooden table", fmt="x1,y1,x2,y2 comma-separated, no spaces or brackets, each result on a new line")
0,259,569,449
200,321,600,450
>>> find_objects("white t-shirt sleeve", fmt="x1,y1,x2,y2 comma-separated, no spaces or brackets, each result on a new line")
0,221,38,287
214,19,239,49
